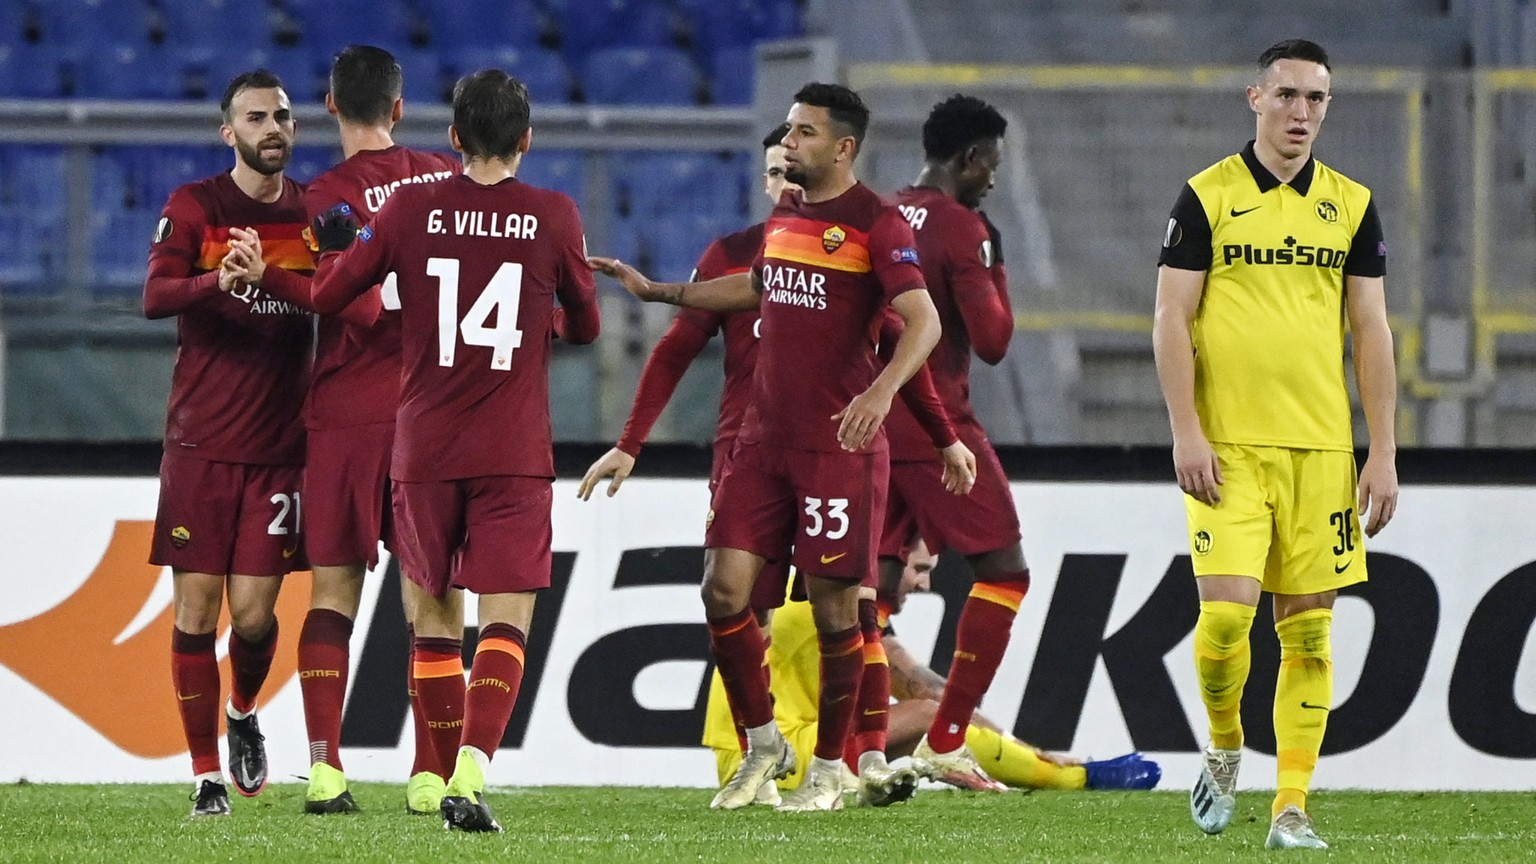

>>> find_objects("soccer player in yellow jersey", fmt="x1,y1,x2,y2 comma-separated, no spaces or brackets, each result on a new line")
1153,39,1398,850
702,542,1161,797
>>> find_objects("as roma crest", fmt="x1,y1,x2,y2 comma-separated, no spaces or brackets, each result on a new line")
822,225,846,254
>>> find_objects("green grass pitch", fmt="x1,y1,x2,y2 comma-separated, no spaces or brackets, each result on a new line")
2,783,1533,863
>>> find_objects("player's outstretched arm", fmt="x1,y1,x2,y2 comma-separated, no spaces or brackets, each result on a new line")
577,447,637,500
1153,265,1221,506
1346,273,1398,536
587,257,760,313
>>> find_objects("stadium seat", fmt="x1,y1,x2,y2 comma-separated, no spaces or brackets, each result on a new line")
0,209,54,289
555,0,675,63
517,149,584,203
0,42,64,99
155,0,273,57
285,146,340,185
74,43,181,100
90,208,158,290
599,217,646,278
646,212,722,282
581,47,700,106
423,0,543,50
386,44,445,105
4,146,70,220
33,0,154,57
288,0,419,53
687,0,801,66
444,46,574,105
708,45,754,105
612,151,745,221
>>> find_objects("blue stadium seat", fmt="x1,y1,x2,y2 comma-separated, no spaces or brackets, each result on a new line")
581,47,700,106
90,208,158,290
708,44,754,105
288,0,418,53
34,0,153,57
285,146,340,185
74,43,181,100
599,217,646,279
517,149,584,203
0,3,27,48
646,213,721,282
5,146,69,220
155,0,272,56
444,46,574,105
424,0,543,50
613,151,745,220
380,44,444,105
0,42,65,98
0,208,55,290
687,0,801,66
556,0,675,62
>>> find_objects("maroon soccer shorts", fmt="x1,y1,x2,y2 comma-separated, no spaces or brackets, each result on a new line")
149,449,306,576
392,475,553,598
878,428,1022,560
711,436,795,608
707,440,887,586
303,422,393,569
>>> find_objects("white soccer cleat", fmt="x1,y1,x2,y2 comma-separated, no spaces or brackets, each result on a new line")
856,756,919,807
752,776,781,807
1189,745,1242,834
1265,805,1328,850
911,735,1008,793
709,733,796,811
775,758,845,812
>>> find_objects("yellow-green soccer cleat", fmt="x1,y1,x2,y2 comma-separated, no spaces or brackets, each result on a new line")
303,762,359,814
405,771,446,816
441,749,501,833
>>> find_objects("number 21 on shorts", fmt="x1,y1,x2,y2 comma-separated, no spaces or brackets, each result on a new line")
429,257,524,369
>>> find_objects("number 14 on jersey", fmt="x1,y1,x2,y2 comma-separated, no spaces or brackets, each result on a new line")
428,257,525,370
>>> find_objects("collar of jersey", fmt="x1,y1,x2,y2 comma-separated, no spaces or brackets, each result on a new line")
1240,140,1316,197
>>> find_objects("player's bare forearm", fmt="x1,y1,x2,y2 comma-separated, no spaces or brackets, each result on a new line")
1347,277,1398,456
886,636,948,703
588,259,759,312
1152,268,1205,441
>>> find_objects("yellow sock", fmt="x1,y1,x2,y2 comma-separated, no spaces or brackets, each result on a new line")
1273,608,1332,818
965,725,1086,790
1193,600,1256,751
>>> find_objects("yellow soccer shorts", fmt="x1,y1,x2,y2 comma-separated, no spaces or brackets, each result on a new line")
1184,443,1368,595
712,722,816,790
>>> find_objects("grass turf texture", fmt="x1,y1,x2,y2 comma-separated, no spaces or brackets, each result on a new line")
1,783,1533,863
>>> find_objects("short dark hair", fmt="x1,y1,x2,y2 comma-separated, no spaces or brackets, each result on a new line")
451,70,531,160
221,69,285,122
1258,39,1331,73
330,45,403,124
761,122,789,151
793,82,870,147
921,94,1007,162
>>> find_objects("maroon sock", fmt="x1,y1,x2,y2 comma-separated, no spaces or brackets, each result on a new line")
171,628,222,776
461,624,527,758
928,574,1030,752
708,608,773,730
413,636,466,777
298,609,353,769
815,624,864,761
844,599,889,771
228,617,279,715
405,624,437,776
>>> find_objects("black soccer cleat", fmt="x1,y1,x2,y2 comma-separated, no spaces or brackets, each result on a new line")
303,789,360,815
440,793,502,833
226,712,268,797
190,779,231,817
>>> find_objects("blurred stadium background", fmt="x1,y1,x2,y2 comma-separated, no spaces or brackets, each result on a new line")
1,0,1534,448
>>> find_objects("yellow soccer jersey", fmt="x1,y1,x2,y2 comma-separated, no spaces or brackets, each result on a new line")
1159,142,1387,451
701,598,821,752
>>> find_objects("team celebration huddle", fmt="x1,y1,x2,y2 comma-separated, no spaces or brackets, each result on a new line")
147,36,1394,849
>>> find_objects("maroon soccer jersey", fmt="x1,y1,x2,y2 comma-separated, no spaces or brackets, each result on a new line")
884,186,1014,461
743,183,925,453
144,172,313,465
311,174,599,482
303,145,459,430
616,222,764,456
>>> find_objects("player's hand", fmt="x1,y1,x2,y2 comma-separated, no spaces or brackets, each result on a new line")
578,447,637,500
312,204,360,254
832,386,894,451
938,440,977,495
226,226,267,285
587,256,666,302
1172,431,1222,506
217,248,246,292
1357,450,1398,537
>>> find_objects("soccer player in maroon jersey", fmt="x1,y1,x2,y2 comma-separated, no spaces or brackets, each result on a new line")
309,69,599,833
236,44,460,817
143,70,310,818
879,95,1037,791
590,82,975,812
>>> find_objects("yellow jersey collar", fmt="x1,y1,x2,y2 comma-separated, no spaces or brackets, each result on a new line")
1240,140,1316,196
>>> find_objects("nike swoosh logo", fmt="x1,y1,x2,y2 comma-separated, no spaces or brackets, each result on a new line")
1334,560,1351,573
1229,205,1261,217
819,553,848,564
771,227,788,235
1301,702,1329,711
177,692,201,702
862,709,887,716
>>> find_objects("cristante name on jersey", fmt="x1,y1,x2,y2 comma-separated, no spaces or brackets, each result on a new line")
760,262,827,310
227,282,307,316
363,170,456,213
1221,240,1348,269
426,209,539,239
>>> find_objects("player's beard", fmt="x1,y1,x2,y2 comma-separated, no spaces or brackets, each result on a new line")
784,165,811,187
235,135,293,177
